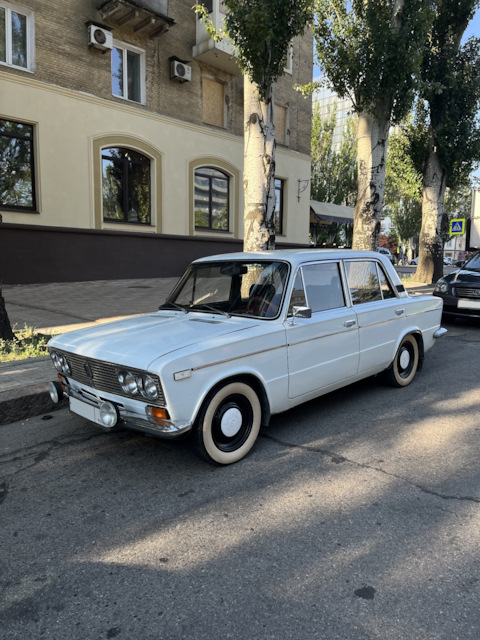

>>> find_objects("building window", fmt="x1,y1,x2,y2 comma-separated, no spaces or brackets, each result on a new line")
0,2,34,71
194,167,229,231
111,42,145,104
275,178,284,235
0,118,36,211
102,147,151,224
202,78,225,128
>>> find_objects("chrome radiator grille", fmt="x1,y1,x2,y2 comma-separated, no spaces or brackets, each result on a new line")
454,287,480,299
51,349,165,406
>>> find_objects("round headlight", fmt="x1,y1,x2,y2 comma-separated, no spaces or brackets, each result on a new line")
58,354,71,375
435,280,448,293
139,374,159,400
51,352,62,371
118,370,139,395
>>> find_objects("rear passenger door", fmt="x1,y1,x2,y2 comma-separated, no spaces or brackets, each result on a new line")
344,259,405,375
285,261,360,399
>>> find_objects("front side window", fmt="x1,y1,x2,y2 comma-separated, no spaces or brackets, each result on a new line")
163,260,289,319
194,167,229,231
0,118,35,211
0,2,33,71
346,261,382,305
275,178,284,234
111,43,144,103
102,147,150,224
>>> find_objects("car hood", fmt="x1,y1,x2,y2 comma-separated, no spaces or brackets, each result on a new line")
48,311,258,371
445,269,480,284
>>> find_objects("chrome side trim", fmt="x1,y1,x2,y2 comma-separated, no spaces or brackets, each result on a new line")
191,343,286,371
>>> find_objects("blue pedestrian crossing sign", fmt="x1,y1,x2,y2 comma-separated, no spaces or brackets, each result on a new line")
450,219,465,235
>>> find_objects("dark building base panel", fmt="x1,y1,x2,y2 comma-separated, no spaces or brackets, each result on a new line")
0,224,306,284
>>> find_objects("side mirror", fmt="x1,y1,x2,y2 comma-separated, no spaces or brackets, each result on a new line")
289,305,312,325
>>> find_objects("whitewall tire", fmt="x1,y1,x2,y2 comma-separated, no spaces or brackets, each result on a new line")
194,381,262,465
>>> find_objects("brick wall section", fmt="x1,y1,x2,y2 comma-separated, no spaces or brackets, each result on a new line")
2,0,312,155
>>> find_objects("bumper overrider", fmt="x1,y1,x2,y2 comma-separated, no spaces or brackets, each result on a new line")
48,349,191,438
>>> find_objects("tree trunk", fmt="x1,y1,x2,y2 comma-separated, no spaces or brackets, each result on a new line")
352,111,390,251
0,287,14,341
243,77,276,252
416,148,447,284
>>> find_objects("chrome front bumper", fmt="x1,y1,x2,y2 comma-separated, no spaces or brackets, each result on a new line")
51,379,192,438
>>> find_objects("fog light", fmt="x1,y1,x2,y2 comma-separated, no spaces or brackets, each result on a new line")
99,401,118,428
48,381,64,404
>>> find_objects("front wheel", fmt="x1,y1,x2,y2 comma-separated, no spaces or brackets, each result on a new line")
193,381,262,464
386,334,419,387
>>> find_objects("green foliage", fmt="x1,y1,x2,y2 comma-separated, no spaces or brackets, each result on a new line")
385,126,423,241
313,0,433,123
0,326,50,362
417,0,480,189
310,103,357,205
195,0,314,100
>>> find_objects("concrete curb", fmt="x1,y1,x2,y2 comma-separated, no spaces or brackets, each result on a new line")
0,382,67,425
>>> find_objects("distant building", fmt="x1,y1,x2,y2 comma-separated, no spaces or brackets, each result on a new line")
313,85,354,151
0,0,313,284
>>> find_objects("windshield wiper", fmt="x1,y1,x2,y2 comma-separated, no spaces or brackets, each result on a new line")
189,303,230,318
159,302,189,313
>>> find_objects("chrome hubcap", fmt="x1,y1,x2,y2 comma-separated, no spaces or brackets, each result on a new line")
220,407,243,437
399,348,411,370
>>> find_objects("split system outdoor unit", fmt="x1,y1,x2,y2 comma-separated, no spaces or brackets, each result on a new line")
88,25,113,51
171,60,192,82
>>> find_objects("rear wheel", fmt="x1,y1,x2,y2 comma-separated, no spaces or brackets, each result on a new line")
194,381,262,464
386,334,419,387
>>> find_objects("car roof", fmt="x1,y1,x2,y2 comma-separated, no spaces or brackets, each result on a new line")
193,249,383,270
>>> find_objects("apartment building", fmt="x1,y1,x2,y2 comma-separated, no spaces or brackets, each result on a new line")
0,0,313,283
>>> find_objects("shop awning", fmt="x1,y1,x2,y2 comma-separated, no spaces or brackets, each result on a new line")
310,201,354,226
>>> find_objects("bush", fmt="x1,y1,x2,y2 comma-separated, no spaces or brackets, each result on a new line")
0,326,51,362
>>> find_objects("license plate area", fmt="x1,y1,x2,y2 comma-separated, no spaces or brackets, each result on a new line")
70,396,103,426
458,299,480,309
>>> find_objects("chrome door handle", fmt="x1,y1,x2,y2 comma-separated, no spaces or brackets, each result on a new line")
395,308,405,316
344,320,356,327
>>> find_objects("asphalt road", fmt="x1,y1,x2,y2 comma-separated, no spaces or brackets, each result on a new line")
1,317,480,640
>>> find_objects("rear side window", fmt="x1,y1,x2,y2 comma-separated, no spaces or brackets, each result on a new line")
377,263,397,299
302,262,345,313
346,261,382,304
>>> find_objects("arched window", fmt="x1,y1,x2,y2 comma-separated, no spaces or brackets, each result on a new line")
194,167,229,231
102,147,151,224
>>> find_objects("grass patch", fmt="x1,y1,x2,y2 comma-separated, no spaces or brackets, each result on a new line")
0,326,52,362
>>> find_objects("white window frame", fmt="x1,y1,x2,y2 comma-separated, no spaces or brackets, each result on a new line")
0,1,34,72
284,41,293,75
111,40,146,105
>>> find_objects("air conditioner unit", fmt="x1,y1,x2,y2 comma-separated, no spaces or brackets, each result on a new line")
171,60,192,82
88,25,113,51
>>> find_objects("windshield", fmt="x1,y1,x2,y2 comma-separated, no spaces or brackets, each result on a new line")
162,260,290,319
463,252,480,271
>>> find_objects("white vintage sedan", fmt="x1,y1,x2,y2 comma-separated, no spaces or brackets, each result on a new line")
48,250,446,464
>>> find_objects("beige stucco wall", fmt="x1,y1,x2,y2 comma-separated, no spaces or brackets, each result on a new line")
1,72,311,244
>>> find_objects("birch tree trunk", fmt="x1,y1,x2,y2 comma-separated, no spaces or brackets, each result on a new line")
243,77,276,252
352,111,390,251
416,148,447,284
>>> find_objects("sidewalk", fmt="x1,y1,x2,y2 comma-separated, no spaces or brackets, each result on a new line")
0,277,177,425
0,277,434,426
